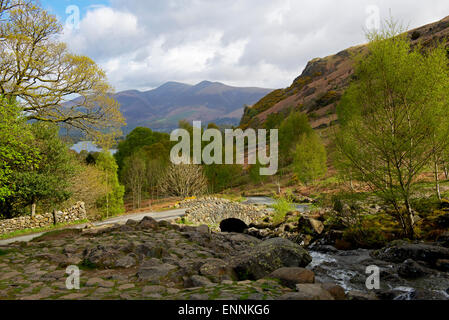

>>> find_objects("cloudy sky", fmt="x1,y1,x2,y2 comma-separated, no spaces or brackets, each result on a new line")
41,0,449,92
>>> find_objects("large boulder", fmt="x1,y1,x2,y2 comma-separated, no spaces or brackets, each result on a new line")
397,259,429,279
321,283,347,300
308,218,325,235
372,242,449,266
138,216,159,230
268,267,315,288
82,245,118,268
231,238,312,280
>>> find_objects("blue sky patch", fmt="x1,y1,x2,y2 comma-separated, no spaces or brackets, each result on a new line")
41,0,110,21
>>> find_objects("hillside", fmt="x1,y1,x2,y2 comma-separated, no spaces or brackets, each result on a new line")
240,15,449,130
113,81,272,132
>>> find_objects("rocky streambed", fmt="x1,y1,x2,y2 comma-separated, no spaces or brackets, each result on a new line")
243,196,449,300
1,196,448,300
308,245,449,300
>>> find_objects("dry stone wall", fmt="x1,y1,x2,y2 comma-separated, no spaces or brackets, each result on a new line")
0,202,87,235
178,197,269,226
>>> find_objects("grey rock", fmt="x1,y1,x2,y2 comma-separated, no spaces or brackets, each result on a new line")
397,259,428,279
200,258,236,281
231,238,312,280
268,267,315,288
138,216,159,230
114,254,137,269
373,243,449,265
137,264,177,283
85,277,115,288
187,275,214,288
197,225,210,234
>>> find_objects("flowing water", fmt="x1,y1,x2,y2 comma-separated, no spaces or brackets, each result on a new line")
243,196,449,300
307,247,449,300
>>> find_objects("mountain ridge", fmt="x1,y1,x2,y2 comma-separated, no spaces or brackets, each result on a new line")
239,15,449,130
108,81,273,133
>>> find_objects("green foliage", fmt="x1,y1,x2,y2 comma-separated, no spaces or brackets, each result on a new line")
264,113,284,130
114,127,170,173
293,132,327,185
342,225,390,249
239,75,313,128
0,122,75,217
240,90,286,127
271,195,296,224
204,163,243,193
120,141,171,208
248,160,268,185
96,151,125,218
0,97,39,202
278,112,313,165
313,90,341,110
334,20,449,238
26,123,74,202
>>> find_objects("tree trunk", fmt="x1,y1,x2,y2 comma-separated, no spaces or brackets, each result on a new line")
31,202,36,218
404,199,415,239
435,160,442,201
443,162,449,180
348,171,354,191
138,185,141,209
52,209,57,225
106,171,109,218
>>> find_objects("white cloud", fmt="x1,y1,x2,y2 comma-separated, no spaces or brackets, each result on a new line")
60,0,449,91
62,6,145,59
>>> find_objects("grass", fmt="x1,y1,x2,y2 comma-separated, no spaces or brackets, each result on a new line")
316,175,342,187
0,219,89,240
31,228,83,242
176,217,196,226
270,197,296,224
215,193,246,203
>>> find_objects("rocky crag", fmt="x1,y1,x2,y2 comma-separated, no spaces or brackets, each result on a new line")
240,15,449,130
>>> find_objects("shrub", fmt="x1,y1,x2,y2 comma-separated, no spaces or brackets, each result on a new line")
271,196,296,224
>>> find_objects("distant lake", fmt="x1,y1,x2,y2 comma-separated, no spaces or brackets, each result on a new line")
70,141,117,155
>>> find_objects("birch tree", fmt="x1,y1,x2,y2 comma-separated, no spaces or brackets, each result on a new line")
335,20,449,238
